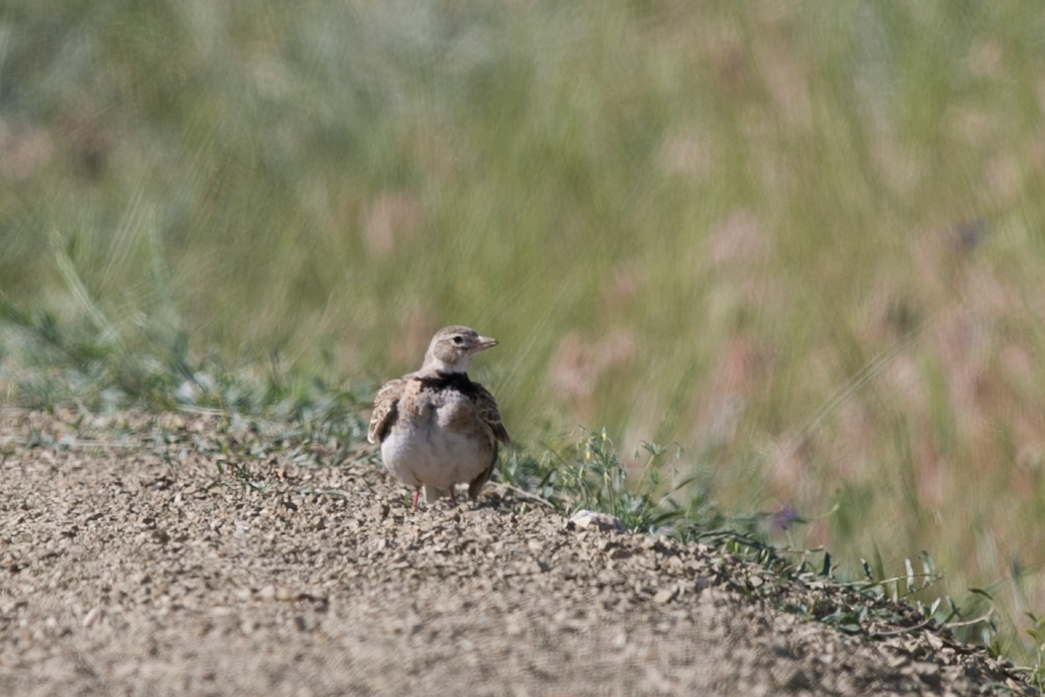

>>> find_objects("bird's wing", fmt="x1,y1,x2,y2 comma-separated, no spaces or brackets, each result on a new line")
473,383,510,446
367,378,405,444
467,382,509,501
468,442,497,501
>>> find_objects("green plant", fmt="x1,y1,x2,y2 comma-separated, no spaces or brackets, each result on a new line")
1020,613,1045,690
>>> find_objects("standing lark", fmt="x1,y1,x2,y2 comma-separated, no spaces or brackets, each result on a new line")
367,326,509,510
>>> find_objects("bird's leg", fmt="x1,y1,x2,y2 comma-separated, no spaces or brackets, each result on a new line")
449,486,458,508
412,487,421,511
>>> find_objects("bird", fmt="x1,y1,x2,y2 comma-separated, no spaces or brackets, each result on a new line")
367,326,510,510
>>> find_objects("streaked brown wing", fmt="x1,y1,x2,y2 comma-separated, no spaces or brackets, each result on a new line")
467,383,508,501
468,441,498,500
473,383,509,446
367,378,405,444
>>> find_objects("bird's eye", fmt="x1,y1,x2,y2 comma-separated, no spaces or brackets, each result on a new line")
452,335,464,345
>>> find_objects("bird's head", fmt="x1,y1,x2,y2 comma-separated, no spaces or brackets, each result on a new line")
422,326,498,374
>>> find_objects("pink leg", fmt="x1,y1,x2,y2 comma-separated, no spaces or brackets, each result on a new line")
412,487,421,511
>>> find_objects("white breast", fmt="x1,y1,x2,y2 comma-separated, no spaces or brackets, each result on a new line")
380,393,491,490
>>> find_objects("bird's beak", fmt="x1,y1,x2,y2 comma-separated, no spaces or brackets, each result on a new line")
475,336,498,351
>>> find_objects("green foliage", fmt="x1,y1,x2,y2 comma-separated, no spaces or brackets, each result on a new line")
499,426,722,536
1022,613,1045,690
0,288,371,442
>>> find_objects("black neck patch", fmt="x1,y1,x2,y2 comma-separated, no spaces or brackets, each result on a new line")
418,372,482,398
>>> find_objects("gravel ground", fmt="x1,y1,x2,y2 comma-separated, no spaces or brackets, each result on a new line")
0,407,1036,696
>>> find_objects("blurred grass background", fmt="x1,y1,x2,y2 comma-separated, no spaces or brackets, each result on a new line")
4,0,1045,658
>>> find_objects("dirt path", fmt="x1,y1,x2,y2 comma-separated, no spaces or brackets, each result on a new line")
0,408,1034,695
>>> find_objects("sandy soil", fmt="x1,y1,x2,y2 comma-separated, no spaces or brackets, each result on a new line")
0,407,1035,696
